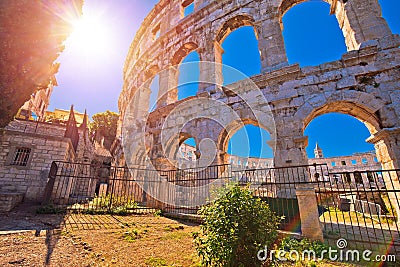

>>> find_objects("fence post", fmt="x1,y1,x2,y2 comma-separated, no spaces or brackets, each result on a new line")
41,161,58,205
296,186,324,242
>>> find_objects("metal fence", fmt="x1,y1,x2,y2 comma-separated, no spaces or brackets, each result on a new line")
232,165,400,255
316,169,400,255
42,161,152,214
42,161,231,215
231,163,329,231
41,161,400,255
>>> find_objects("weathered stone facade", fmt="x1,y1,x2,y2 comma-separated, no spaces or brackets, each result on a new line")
16,77,55,121
118,0,400,173
0,115,93,204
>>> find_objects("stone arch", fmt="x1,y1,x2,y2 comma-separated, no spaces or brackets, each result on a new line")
171,42,200,66
297,94,400,173
278,0,333,23
144,65,160,81
215,14,258,44
298,91,386,135
144,65,161,110
294,90,400,171
207,14,261,87
278,0,346,55
278,0,392,51
217,118,273,159
157,42,201,105
279,0,347,66
160,131,198,168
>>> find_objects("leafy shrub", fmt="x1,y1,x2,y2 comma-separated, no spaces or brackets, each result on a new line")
194,183,280,267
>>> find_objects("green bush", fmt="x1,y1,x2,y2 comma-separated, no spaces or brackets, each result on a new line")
194,183,280,267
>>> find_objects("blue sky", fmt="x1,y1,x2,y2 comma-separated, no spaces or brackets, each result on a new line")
50,0,399,159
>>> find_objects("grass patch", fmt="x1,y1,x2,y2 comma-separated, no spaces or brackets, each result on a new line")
122,228,147,242
145,256,168,266
163,224,184,232
320,208,396,227
160,231,191,241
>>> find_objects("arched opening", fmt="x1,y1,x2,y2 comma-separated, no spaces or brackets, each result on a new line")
222,123,273,169
178,137,198,169
304,111,400,227
304,110,382,185
305,113,375,158
178,51,200,100
144,65,160,112
281,1,347,66
379,0,400,34
169,42,199,102
221,26,261,85
181,0,195,18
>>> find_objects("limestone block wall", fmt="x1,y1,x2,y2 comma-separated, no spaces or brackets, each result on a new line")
6,119,66,137
117,0,400,172
0,119,83,202
0,130,74,202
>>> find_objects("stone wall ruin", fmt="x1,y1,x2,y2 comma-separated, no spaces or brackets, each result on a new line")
116,0,400,173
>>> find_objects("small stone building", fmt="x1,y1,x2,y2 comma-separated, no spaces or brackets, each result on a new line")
0,106,94,211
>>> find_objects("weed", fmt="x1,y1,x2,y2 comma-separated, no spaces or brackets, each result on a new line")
161,231,190,240
122,228,146,242
145,256,168,266
154,209,163,217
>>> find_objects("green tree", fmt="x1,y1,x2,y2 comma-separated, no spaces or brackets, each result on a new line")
194,184,280,267
0,0,83,128
90,110,119,149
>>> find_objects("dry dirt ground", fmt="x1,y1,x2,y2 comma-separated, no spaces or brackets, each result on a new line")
0,204,389,267
0,204,201,267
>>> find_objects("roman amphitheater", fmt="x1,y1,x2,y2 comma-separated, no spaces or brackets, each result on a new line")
115,0,400,173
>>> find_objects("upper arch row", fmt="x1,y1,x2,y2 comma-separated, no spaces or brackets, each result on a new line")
121,0,392,109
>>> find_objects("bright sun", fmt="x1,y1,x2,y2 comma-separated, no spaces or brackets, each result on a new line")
68,11,111,56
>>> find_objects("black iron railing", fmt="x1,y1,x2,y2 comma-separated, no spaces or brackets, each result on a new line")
41,161,400,255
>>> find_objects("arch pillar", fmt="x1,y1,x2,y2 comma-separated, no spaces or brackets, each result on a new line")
218,150,230,166
156,66,179,108
333,0,392,50
273,122,309,198
367,127,400,170
197,41,224,94
367,127,400,223
131,79,151,119
273,126,309,169
255,18,289,73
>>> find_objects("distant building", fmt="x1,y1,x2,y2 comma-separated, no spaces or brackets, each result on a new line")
314,142,323,159
308,143,380,173
15,77,56,121
178,142,381,173
44,108,89,126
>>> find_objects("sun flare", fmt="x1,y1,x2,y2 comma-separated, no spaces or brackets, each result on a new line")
67,11,111,56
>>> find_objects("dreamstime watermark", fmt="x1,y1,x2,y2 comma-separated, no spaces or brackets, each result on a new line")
257,238,396,263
